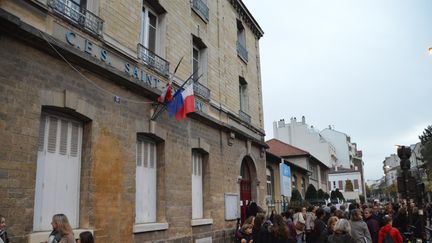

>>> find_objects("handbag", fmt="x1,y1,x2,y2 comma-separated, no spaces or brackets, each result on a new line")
294,213,305,231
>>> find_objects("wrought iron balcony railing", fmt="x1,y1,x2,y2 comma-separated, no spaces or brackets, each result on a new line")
236,41,248,62
192,0,209,22
239,109,251,123
137,44,170,77
193,81,210,100
48,0,104,36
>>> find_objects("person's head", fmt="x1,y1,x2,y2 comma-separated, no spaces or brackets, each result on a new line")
253,213,265,232
241,223,253,235
51,214,73,235
382,215,393,226
363,208,372,219
328,216,338,232
244,216,255,227
339,205,346,211
350,209,363,221
271,214,289,239
78,231,94,243
334,218,351,234
334,210,345,219
0,215,5,231
316,208,326,219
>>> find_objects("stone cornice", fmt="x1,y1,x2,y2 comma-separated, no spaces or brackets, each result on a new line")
228,0,264,39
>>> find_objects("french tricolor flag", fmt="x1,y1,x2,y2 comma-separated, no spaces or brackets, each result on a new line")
167,82,195,121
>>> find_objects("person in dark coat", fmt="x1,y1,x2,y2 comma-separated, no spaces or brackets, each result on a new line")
252,213,267,243
328,219,355,243
364,208,379,243
392,207,408,234
265,214,296,243
311,208,328,243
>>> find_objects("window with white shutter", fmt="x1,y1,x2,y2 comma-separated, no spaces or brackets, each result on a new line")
136,138,157,223
192,151,203,219
34,113,83,231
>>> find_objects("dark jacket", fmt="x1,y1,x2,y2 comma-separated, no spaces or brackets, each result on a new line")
365,217,379,243
328,232,356,243
312,218,328,243
0,230,9,243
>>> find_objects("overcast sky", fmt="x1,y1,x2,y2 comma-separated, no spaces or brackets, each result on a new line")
244,0,432,180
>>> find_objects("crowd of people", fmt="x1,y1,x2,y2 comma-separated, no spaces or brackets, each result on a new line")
236,201,432,243
0,214,93,243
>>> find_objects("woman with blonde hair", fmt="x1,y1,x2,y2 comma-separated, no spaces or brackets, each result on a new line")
47,214,75,243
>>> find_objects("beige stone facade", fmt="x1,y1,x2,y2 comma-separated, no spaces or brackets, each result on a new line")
0,0,266,242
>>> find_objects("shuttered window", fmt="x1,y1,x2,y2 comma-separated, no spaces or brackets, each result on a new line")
34,113,82,231
354,179,359,190
192,152,203,219
136,138,157,223
338,180,343,190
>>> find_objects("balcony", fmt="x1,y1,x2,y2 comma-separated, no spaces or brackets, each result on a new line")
193,82,210,100
236,41,248,62
192,0,209,22
137,44,170,77
239,109,251,123
48,0,103,36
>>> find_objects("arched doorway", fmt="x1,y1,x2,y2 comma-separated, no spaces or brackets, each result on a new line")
240,156,256,223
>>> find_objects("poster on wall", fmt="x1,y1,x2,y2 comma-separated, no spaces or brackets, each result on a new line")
224,193,239,220
279,162,292,197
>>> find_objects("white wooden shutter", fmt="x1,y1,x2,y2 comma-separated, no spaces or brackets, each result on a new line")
34,114,82,231
136,139,157,223
192,152,203,219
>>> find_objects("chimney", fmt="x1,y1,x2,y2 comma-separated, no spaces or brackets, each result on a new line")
278,119,285,127
329,125,332,129
302,116,305,124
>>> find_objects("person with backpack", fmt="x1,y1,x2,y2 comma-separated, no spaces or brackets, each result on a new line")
378,215,403,243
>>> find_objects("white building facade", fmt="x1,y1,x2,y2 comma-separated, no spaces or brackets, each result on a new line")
328,168,363,201
273,117,337,167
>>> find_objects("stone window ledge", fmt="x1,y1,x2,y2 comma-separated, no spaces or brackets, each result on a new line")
133,222,169,233
29,229,93,243
191,218,213,226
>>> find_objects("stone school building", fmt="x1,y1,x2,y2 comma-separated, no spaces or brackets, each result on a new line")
0,0,266,242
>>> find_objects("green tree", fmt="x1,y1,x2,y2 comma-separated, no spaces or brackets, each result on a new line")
305,184,318,204
336,189,345,202
419,125,432,163
324,192,330,200
291,189,303,202
345,180,354,192
317,189,325,201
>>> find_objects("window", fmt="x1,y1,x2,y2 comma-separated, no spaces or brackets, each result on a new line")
338,180,343,190
236,19,248,62
320,168,327,183
266,167,274,203
333,181,336,190
34,113,83,231
192,36,207,84
192,152,203,219
136,138,157,223
301,177,306,195
140,4,157,53
309,163,318,180
48,0,103,36
354,179,359,190
239,77,248,113
191,0,209,22
292,175,297,191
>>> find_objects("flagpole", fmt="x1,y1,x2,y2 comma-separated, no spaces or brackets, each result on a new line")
151,56,184,120
150,72,202,121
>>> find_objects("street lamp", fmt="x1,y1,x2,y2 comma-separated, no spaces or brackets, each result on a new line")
428,47,432,55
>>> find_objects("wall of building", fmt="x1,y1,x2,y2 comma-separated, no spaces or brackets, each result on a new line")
328,172,363,200
320,128,351,168
0,0,267,242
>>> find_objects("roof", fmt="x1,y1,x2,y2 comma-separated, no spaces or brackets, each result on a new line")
329,166,361,174
265,151,310,174
266,139,309,157
266,139,330,169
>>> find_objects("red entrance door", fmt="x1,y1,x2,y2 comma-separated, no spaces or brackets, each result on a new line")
240,162,251,223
